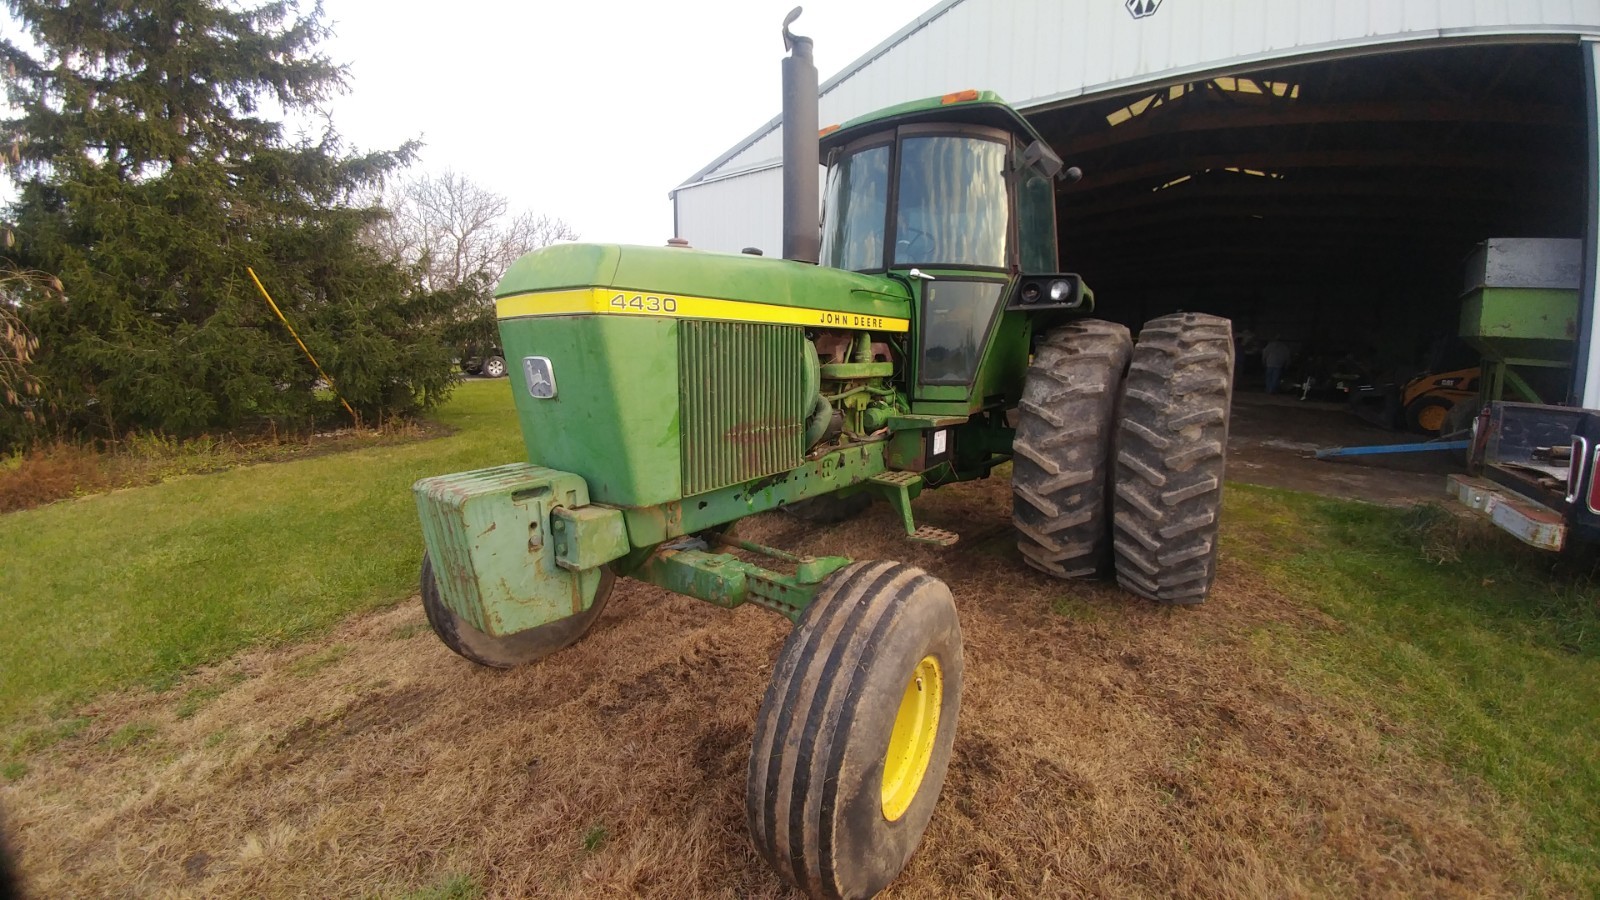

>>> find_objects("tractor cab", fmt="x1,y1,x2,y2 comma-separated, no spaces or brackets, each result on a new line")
816,92,1087,408
818,90,1063,276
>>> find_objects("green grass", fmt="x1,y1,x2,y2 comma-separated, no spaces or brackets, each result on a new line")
287,644,352,677
0,380,523,727
173,673,247,720
398,874,484,900
1225,484,1600,892
103,721,158,751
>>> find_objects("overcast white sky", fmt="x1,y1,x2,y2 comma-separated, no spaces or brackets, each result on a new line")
317,1,936,246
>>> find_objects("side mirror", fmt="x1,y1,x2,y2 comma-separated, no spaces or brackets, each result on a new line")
1019,139,1064,178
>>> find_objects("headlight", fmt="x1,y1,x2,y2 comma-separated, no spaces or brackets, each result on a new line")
1049,279,1072,303
1020,282,1042,303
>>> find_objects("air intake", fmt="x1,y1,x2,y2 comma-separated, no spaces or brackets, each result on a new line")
679,321,806,495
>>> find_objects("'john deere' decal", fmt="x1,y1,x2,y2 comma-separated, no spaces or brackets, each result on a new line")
1126,0,1161,18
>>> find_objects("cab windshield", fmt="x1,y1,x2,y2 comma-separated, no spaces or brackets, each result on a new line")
821,132,1012,272
893,135,1009,269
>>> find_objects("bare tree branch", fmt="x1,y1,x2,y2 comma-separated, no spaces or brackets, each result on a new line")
369,171,577,295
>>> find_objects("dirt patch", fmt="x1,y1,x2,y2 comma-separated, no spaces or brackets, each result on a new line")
1229,393,1457,506
1,478,1538,897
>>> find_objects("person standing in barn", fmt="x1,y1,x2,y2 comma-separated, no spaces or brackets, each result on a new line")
1262,337,1292,395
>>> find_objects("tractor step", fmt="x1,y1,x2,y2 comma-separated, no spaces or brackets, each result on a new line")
866,470,952,544
909,526,959,547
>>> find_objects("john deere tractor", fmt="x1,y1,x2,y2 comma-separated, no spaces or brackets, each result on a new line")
411,10,1233,898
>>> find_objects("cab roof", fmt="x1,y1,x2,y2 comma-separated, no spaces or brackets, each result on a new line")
818,90,1047,155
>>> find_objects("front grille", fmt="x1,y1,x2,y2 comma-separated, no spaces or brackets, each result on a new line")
679,320,806,495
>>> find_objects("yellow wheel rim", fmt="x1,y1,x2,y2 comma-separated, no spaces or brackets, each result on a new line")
1418,403,1448,433
881,655,942,821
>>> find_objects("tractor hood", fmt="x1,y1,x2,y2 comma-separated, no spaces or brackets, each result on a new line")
495,243,910,322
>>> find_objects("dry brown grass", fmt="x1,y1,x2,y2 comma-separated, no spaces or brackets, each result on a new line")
2,477,1540,898
0,442,103,512
0,423,437,514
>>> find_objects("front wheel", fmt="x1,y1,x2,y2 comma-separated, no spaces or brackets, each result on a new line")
481,355,508,378
420,552,613,668
747,560,963,899
1405,396,1453,436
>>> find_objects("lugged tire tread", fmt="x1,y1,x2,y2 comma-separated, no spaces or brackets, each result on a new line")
1011,319,1133,580
1112,312,1234,604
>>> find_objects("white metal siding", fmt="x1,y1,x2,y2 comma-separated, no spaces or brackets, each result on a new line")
675,0,1600,254
672,165,784,256
688,0,1600,183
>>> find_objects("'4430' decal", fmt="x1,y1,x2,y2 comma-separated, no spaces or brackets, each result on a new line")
609,293,678,313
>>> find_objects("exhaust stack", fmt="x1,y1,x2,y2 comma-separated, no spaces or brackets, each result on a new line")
781,7,819,265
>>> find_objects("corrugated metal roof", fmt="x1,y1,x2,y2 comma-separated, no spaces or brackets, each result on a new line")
676,0,1600,192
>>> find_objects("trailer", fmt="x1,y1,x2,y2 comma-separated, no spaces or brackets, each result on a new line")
1447,240,1598,553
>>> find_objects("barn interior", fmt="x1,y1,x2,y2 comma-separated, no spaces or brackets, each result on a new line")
1032,41,1588,406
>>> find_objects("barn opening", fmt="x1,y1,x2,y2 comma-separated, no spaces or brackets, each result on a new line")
1032,41,1587,412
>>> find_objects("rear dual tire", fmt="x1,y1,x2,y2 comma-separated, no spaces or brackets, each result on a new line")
1012,319,1132,577
1111,313,1234,604
1012,313,1234,605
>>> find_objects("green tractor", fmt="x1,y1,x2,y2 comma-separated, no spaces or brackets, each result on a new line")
412,10,1232,898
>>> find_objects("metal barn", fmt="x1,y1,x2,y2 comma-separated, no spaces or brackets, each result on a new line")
672,0,1600,406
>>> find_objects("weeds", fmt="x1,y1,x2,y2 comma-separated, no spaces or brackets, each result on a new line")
401,874,483,900
0,419,437,514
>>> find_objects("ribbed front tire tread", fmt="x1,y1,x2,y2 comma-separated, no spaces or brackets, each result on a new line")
747,560,962,899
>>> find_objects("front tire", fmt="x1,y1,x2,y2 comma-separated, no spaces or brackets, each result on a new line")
747,561,963,899
482,355,508,378
1112,313,1234,604
420,552,613,668
1012,318,1133,578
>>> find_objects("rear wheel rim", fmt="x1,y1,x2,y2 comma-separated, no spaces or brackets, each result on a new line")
1418,403,1447,433
881,654,942,821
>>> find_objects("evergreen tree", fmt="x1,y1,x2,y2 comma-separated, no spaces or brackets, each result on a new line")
0,0,455,443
